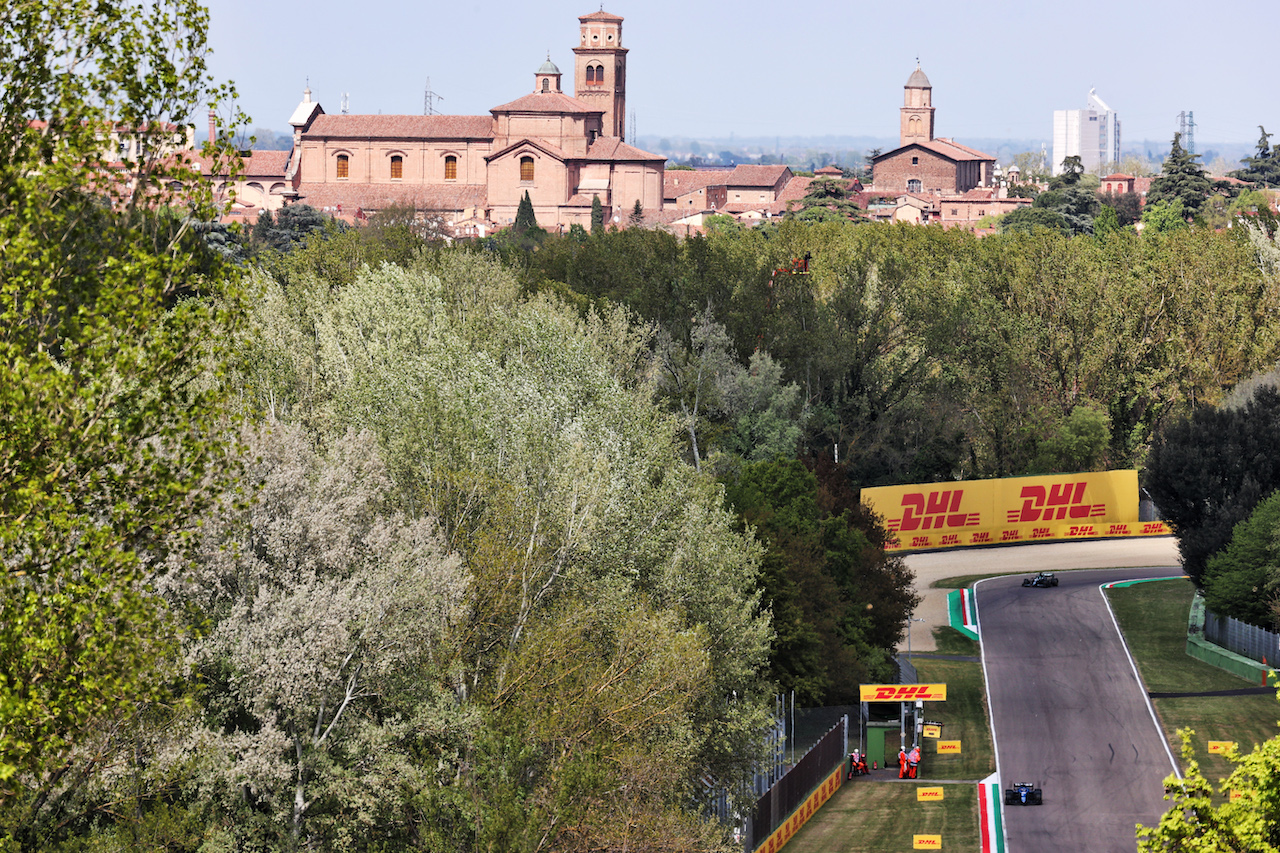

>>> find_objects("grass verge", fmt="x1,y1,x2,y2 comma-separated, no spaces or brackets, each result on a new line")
1106,578,1279,795
784,783,978,853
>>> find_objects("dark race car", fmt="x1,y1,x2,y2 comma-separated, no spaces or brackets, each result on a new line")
1022,571,1059,588
1004,781,1043,805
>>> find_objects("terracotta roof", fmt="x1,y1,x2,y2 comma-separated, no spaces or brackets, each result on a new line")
585,138,663,161
292,182,487,213
490,92,601,115
725,164,792,188
486,137,568,162
815,165,843,176
240,149,291,177
580,10,624,21
1103,173,1134,180
307,114,495,140
929,138,996,161
664,169,732,200
776,176,814,202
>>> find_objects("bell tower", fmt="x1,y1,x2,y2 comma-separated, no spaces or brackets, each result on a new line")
900,64,935,147
573,10,627,140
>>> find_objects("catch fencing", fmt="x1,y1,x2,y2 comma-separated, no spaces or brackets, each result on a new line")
746,715,846,851
1203,608,1280,665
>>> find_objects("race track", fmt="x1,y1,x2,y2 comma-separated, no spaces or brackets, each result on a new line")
979,566,1182,853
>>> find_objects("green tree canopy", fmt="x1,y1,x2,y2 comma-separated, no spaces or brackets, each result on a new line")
1148,132,1213,216
0,0,246,845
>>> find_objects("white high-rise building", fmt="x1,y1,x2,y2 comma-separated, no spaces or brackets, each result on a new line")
1052,89,1121,176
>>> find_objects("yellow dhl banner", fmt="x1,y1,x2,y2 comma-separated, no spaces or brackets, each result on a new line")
861,470,1171,552
913,835,943,849
917,787,944,801
922,724,942,739
1209,741,1236,754
859,683,947,702
937,741,961,754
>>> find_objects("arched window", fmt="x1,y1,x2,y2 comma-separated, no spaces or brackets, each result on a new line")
586,65,596,84
520,156,534,182
907,179,922,193
390,155,403,180
541,77,549,91
336,154,349,179
444,155,457,180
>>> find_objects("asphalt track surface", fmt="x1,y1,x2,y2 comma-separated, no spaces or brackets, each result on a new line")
979,566,1182,853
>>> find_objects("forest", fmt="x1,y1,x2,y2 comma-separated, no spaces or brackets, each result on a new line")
6,3,1280,852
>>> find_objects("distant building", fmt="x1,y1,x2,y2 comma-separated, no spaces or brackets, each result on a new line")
869,66,1024,229
872,66,997,196
215,10,666,233
1052,89,1120,176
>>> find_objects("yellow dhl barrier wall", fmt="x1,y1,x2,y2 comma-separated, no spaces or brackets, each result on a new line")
753,767,843,853
862,470,1171,552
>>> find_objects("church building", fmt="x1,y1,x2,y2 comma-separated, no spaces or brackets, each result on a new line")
240,10,665,232
872,66,997,195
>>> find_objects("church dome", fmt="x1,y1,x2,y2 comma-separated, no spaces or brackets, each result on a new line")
538,58,561,75
906,66,931,88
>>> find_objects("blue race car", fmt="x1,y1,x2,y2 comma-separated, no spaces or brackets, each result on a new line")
1022,571,1059,588
1004,781,1043,805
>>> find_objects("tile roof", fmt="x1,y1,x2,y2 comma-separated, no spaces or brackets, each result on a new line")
486,137,568,162
292,182,487,213
307,114,496,140
921,138,996,162
664,169,732,199
776,176,814,202
580,10,624,21
585,138,663,161
725,164,792,187
240,149,291,177
490,92,602,115
1103,173,1135,180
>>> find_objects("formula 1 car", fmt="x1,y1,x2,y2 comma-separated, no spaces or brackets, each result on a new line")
1004,781,1043,805
1022,571,1059,588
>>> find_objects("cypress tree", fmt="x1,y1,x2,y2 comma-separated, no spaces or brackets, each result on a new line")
590,194,603,234
514,190,537,231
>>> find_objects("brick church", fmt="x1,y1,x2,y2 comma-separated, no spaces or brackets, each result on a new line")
871,66,996,195
229,10,666,232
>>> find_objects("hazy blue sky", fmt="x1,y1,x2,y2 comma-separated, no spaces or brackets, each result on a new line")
207,0,1277,153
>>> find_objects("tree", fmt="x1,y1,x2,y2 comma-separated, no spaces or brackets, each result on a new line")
1146,386,1280,587
629,198,644,227
1098,190,1142,226
514,189,538,231
1031,403,1111,473
1000,206,1070,235
1141,198,1190,234
723,457,917,705
0,0,245,846
1147,132,1213,216
232,257,773,845
156,421,467,849
1231,126,1280,188
1054,155,1084,186
1201,491,1280,627
1137,724,1280,852
591,193,604,233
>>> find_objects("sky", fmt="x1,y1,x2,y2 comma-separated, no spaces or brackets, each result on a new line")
206,0,1278,156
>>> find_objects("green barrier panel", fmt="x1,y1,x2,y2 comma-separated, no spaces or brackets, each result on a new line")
948,589,980,641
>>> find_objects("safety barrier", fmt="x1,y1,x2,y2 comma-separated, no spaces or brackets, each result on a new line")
747,716,846,852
